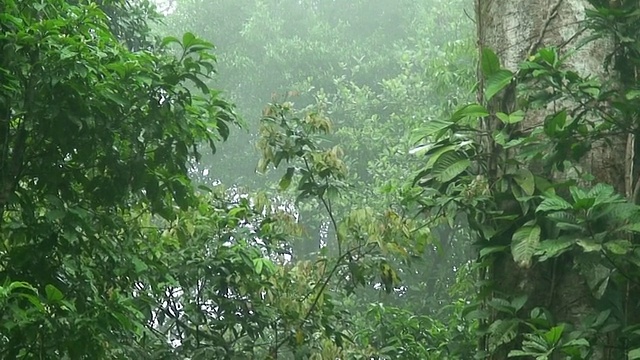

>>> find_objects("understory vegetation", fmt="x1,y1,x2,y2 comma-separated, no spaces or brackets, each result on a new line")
1,0,640,359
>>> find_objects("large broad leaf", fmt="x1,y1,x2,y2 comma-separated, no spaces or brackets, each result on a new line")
579,260,610,299
537,194,572,212
431,151,464,176
412,118,455,140
535,237,575,261
543,110,567,136
425,145,457,170
511,224,541,268
577,239,602,253
513,168,535,196
488,318,519,351
451,103,489,122
436,159,471,183
482,47,501,77
604,239,633,255
485,69,514,101
629,347,640,360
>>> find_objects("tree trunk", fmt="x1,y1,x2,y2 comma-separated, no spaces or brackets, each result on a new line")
476,0,627,359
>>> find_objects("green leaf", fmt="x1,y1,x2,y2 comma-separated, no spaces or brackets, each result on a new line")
182,32,197,49
132,256,149,273
604,240,632,255
511,224,540,268
497,110,525,124
481,47,501,76
485,69,514,101
216,118,230,141
543,324,565,345
496,112,510,124
253,258,264,275
626,90,640,100
488,318,519,351
425,145,456,170
511,295,528,312
577,239,602,252
538,47,557,66
279,167,295,190
509,110,526,124
537,195,572,212
536,237,575,261
436,159,470,183
480,245,509,258
622,222,640,233
183,73,210,93
45,284,64,302
544,110,566,136
161,36,182,48
413,118,455,139
513,168,535,196
629,347,640,360
569,186,589,204
451,103,489,121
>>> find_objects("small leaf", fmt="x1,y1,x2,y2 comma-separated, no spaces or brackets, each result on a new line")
45,284,64,302
132,257,149,273
161,36,182,48
496,112,510,123
279,167,295,190
509,110,525,124
544,325,565,345
253,258,264,275
604,240,632,255
216,118,230,141
182,32,196,49
538,47,557,65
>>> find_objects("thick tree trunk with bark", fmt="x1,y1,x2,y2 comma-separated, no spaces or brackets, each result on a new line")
476,0,627,359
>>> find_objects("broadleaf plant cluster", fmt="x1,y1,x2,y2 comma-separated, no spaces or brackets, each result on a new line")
410,2,640,358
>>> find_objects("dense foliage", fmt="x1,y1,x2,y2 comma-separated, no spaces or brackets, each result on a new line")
2,0,640,359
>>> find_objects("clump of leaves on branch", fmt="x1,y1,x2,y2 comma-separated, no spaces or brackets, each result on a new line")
0,0,237,357
256,99,448,357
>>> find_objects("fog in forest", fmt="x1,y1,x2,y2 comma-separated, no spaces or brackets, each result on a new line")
154,0,476,311
5,0,639,358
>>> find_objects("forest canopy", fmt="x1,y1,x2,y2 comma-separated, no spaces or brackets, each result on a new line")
1,0,640,359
